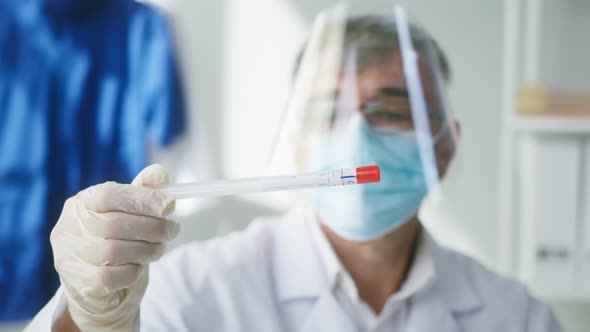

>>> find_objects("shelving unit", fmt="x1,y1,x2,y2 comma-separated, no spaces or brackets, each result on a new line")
498,0,590,302
514,116,590,134
532,289,590,304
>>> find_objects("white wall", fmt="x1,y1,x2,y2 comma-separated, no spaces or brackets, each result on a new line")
540,0,590,89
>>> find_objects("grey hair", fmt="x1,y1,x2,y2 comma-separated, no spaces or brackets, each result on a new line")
295,15,452,83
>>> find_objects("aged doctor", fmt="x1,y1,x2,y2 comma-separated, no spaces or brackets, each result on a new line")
27,4,562,332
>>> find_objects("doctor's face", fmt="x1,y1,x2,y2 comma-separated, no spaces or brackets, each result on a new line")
329,51,458,179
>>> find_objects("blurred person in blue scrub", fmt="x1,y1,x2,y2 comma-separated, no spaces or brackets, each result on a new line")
0,0,186,321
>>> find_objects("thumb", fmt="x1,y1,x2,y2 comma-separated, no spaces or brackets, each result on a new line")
132,164,170,188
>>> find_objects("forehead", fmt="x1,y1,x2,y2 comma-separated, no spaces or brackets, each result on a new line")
340,52,440,104
355,53,405,99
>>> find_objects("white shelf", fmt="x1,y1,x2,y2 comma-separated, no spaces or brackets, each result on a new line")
532,288,590,303
514,115,590,134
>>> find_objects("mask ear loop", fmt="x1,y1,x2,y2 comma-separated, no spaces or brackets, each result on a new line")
431,119,451,143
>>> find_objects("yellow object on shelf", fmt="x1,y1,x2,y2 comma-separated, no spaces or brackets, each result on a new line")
516,84,590,116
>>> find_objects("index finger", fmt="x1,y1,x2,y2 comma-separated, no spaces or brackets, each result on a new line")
77,182,175,218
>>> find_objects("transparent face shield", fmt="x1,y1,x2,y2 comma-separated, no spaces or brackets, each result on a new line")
270,2,458,240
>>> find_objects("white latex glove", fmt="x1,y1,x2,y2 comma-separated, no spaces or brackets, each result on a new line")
51,164,179,331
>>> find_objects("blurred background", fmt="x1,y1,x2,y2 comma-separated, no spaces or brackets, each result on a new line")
1,0,589,331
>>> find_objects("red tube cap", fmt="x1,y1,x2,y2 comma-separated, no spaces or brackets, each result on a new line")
356,165,380,184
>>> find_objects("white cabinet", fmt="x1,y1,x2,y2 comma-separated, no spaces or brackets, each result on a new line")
518,135,582,292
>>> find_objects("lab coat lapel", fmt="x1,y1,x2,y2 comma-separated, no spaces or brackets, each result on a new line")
272,208,325,301
272,208,358,332
300,289,358,332
404,233,484,332
405,288,462,332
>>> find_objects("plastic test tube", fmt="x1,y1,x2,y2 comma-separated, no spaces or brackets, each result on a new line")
163,165,380,199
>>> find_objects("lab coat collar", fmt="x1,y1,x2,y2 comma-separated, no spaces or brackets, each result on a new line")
272,207,327,300
400,234,483,331
271,209,360,332
272,207,483,315
298,288,358,332
426,233,483,313
308,209,436,305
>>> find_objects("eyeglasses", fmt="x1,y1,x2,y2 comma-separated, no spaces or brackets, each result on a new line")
362,99,446,130
306,95,449,138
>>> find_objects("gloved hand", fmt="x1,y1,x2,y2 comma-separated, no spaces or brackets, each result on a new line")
51,164,180,331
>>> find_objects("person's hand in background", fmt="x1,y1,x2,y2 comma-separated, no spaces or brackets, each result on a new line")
50,164,179,331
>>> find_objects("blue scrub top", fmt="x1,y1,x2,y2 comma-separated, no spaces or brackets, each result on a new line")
0,0,186,320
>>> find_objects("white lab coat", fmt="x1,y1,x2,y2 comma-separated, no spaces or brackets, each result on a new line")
27,207,562,331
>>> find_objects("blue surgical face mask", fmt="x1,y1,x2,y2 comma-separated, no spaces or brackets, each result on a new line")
309,115,428,241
